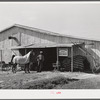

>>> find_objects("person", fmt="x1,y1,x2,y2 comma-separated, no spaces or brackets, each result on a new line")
25,50,35,73
37,51,44,72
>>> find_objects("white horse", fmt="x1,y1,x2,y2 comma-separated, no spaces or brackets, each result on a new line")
11,51,33,73
13,51,31,64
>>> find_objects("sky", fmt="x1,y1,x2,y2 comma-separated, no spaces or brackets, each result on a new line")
0,2,100,40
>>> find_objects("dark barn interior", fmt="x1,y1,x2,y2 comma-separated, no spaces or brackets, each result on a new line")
19,47,57,71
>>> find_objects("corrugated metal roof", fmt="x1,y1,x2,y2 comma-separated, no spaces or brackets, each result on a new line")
11,43,73,50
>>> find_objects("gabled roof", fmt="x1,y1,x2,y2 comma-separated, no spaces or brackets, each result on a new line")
0,24,62,37
0,24,100,42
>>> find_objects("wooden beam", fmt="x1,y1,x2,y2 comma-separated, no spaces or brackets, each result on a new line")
0,50,2,62
56,47,59,70
19,32,21,46
71,46,73,72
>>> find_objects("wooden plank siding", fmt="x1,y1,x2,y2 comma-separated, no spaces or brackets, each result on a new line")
0,25,100,68
0,27,22,63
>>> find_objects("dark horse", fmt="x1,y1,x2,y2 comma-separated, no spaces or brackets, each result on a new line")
11,50,34,73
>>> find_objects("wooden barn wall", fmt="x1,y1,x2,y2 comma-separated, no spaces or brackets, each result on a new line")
0,27,20,63
15,27,58,46
0,26,100,66
14,27,85,45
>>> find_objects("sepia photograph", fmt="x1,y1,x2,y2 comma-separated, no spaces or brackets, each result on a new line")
0,1,100,94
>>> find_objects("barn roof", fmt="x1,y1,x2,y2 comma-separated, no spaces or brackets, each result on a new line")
0,24,62,37
0,24,100,42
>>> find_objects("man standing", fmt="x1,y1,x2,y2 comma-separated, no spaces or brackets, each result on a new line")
37,51,44,72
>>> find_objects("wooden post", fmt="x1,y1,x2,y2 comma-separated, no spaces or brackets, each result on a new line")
71,46,73,72
0,50,2,62
18,32,21,46
19,32,21,45
56,47,59,70
0,50,3,72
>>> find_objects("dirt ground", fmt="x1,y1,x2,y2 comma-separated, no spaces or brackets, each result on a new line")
0,70,100,89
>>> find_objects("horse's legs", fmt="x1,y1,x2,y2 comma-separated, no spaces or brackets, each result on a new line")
27,65,29,73
24,63,30,73
27,63,30,73
24,64,27,73
28,62,33,73
12,63,14,73
11,64,13,71
14,64,17,73
12,63,17,73
24,65,26,73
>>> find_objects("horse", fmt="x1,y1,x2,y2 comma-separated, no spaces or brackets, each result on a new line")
11,50,34,73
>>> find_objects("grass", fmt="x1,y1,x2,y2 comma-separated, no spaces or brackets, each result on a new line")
21,76,78,89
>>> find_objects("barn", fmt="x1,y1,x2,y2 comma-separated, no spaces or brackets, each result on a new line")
0,24,100,72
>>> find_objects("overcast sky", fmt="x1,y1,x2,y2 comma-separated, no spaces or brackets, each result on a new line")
0,2,100,40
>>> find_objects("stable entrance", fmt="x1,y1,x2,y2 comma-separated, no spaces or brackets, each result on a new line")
19,48,57,71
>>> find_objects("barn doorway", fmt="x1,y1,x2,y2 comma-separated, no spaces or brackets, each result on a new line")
42,48,57,71
19,47,57,71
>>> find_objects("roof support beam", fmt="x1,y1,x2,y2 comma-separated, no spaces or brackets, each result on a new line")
56,47,59,71
71,46,73,72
